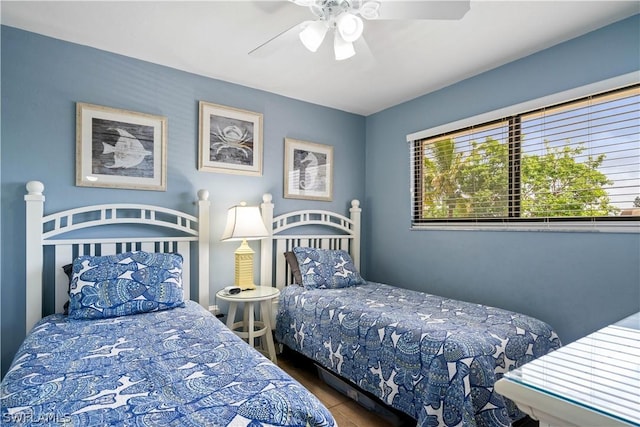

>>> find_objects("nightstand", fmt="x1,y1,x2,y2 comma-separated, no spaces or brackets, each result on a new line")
216,286,280,362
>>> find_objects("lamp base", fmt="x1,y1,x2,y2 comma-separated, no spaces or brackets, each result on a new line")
234,239,257,290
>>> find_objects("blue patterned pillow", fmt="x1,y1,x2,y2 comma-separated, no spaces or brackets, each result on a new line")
68,251,185,319
292,247,365,289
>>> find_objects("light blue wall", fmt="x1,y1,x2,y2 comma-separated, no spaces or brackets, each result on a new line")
0,26,365,376
2,15,639,377
364,14,640,346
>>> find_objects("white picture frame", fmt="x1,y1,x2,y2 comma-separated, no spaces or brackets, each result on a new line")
198,101,263,176
284,138,333,201
76,103,167,191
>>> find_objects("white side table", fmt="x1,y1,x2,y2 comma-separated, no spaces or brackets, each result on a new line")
216,286,280,363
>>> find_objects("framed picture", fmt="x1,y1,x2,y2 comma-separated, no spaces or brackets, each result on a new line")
284,138,333,201
198,101,263,176
76,103,167,191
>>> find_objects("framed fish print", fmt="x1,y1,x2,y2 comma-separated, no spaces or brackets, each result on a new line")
284,138,333,201
76,103,167,191
198,101,263,176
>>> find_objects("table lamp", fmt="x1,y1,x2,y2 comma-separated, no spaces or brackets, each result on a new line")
221,202,269,290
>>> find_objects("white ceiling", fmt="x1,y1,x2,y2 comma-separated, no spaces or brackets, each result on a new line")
2,1,638,115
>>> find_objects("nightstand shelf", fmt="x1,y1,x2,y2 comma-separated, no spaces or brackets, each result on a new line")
216,286,280,362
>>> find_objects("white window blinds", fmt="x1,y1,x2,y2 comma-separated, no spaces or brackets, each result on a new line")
411,84,640,226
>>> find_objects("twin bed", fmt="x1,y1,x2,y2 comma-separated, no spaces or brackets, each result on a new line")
259,195,561,427
2,183,561,427
1,182,335,427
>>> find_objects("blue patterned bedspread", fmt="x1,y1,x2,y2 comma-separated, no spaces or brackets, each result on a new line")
275,282,561,427
2,301,335,427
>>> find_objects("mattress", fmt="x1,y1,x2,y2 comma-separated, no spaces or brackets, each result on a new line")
275,282,561,427
1,301,335,427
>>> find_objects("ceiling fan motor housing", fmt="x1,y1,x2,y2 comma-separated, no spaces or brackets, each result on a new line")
251,0,469,59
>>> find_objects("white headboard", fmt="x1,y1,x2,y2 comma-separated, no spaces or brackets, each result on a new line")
24,181,211,332
259,193,361,289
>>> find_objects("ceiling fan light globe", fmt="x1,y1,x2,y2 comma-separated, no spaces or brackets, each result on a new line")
359,1,381,20
336,12,363,42
299,21,328,52
334,32,355,60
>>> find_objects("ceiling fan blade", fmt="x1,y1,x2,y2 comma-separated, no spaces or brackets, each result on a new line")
248,22,305,57
373,1,470,20
353,35,377,67
252,1,295,14
289,0,316,6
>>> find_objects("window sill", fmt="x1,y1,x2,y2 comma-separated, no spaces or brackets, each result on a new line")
411,221,640,233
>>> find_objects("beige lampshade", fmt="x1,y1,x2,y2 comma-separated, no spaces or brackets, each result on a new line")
221,202,268,290
221,202,268,241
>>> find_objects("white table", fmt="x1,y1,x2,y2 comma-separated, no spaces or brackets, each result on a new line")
216,286,280,363
495,312,640,427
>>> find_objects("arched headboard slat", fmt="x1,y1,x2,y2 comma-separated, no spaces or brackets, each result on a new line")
260,194,361,290
24,181,211,333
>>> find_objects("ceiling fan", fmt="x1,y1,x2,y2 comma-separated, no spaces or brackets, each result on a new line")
249,0,470,61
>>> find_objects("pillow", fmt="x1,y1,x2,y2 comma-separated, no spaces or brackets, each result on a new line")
62,263,73,315
292,247,365,289
68,251,185,320
284,251,302,285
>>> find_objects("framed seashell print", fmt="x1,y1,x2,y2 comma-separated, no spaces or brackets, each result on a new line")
284,138,333,201
198,101,263,176
76,103,167,191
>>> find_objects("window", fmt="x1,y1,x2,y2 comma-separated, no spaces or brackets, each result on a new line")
410,83,640,229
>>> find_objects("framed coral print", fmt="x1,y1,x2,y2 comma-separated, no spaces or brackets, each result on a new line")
76,103,167,191
198,101,263,176
284,138,333,201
